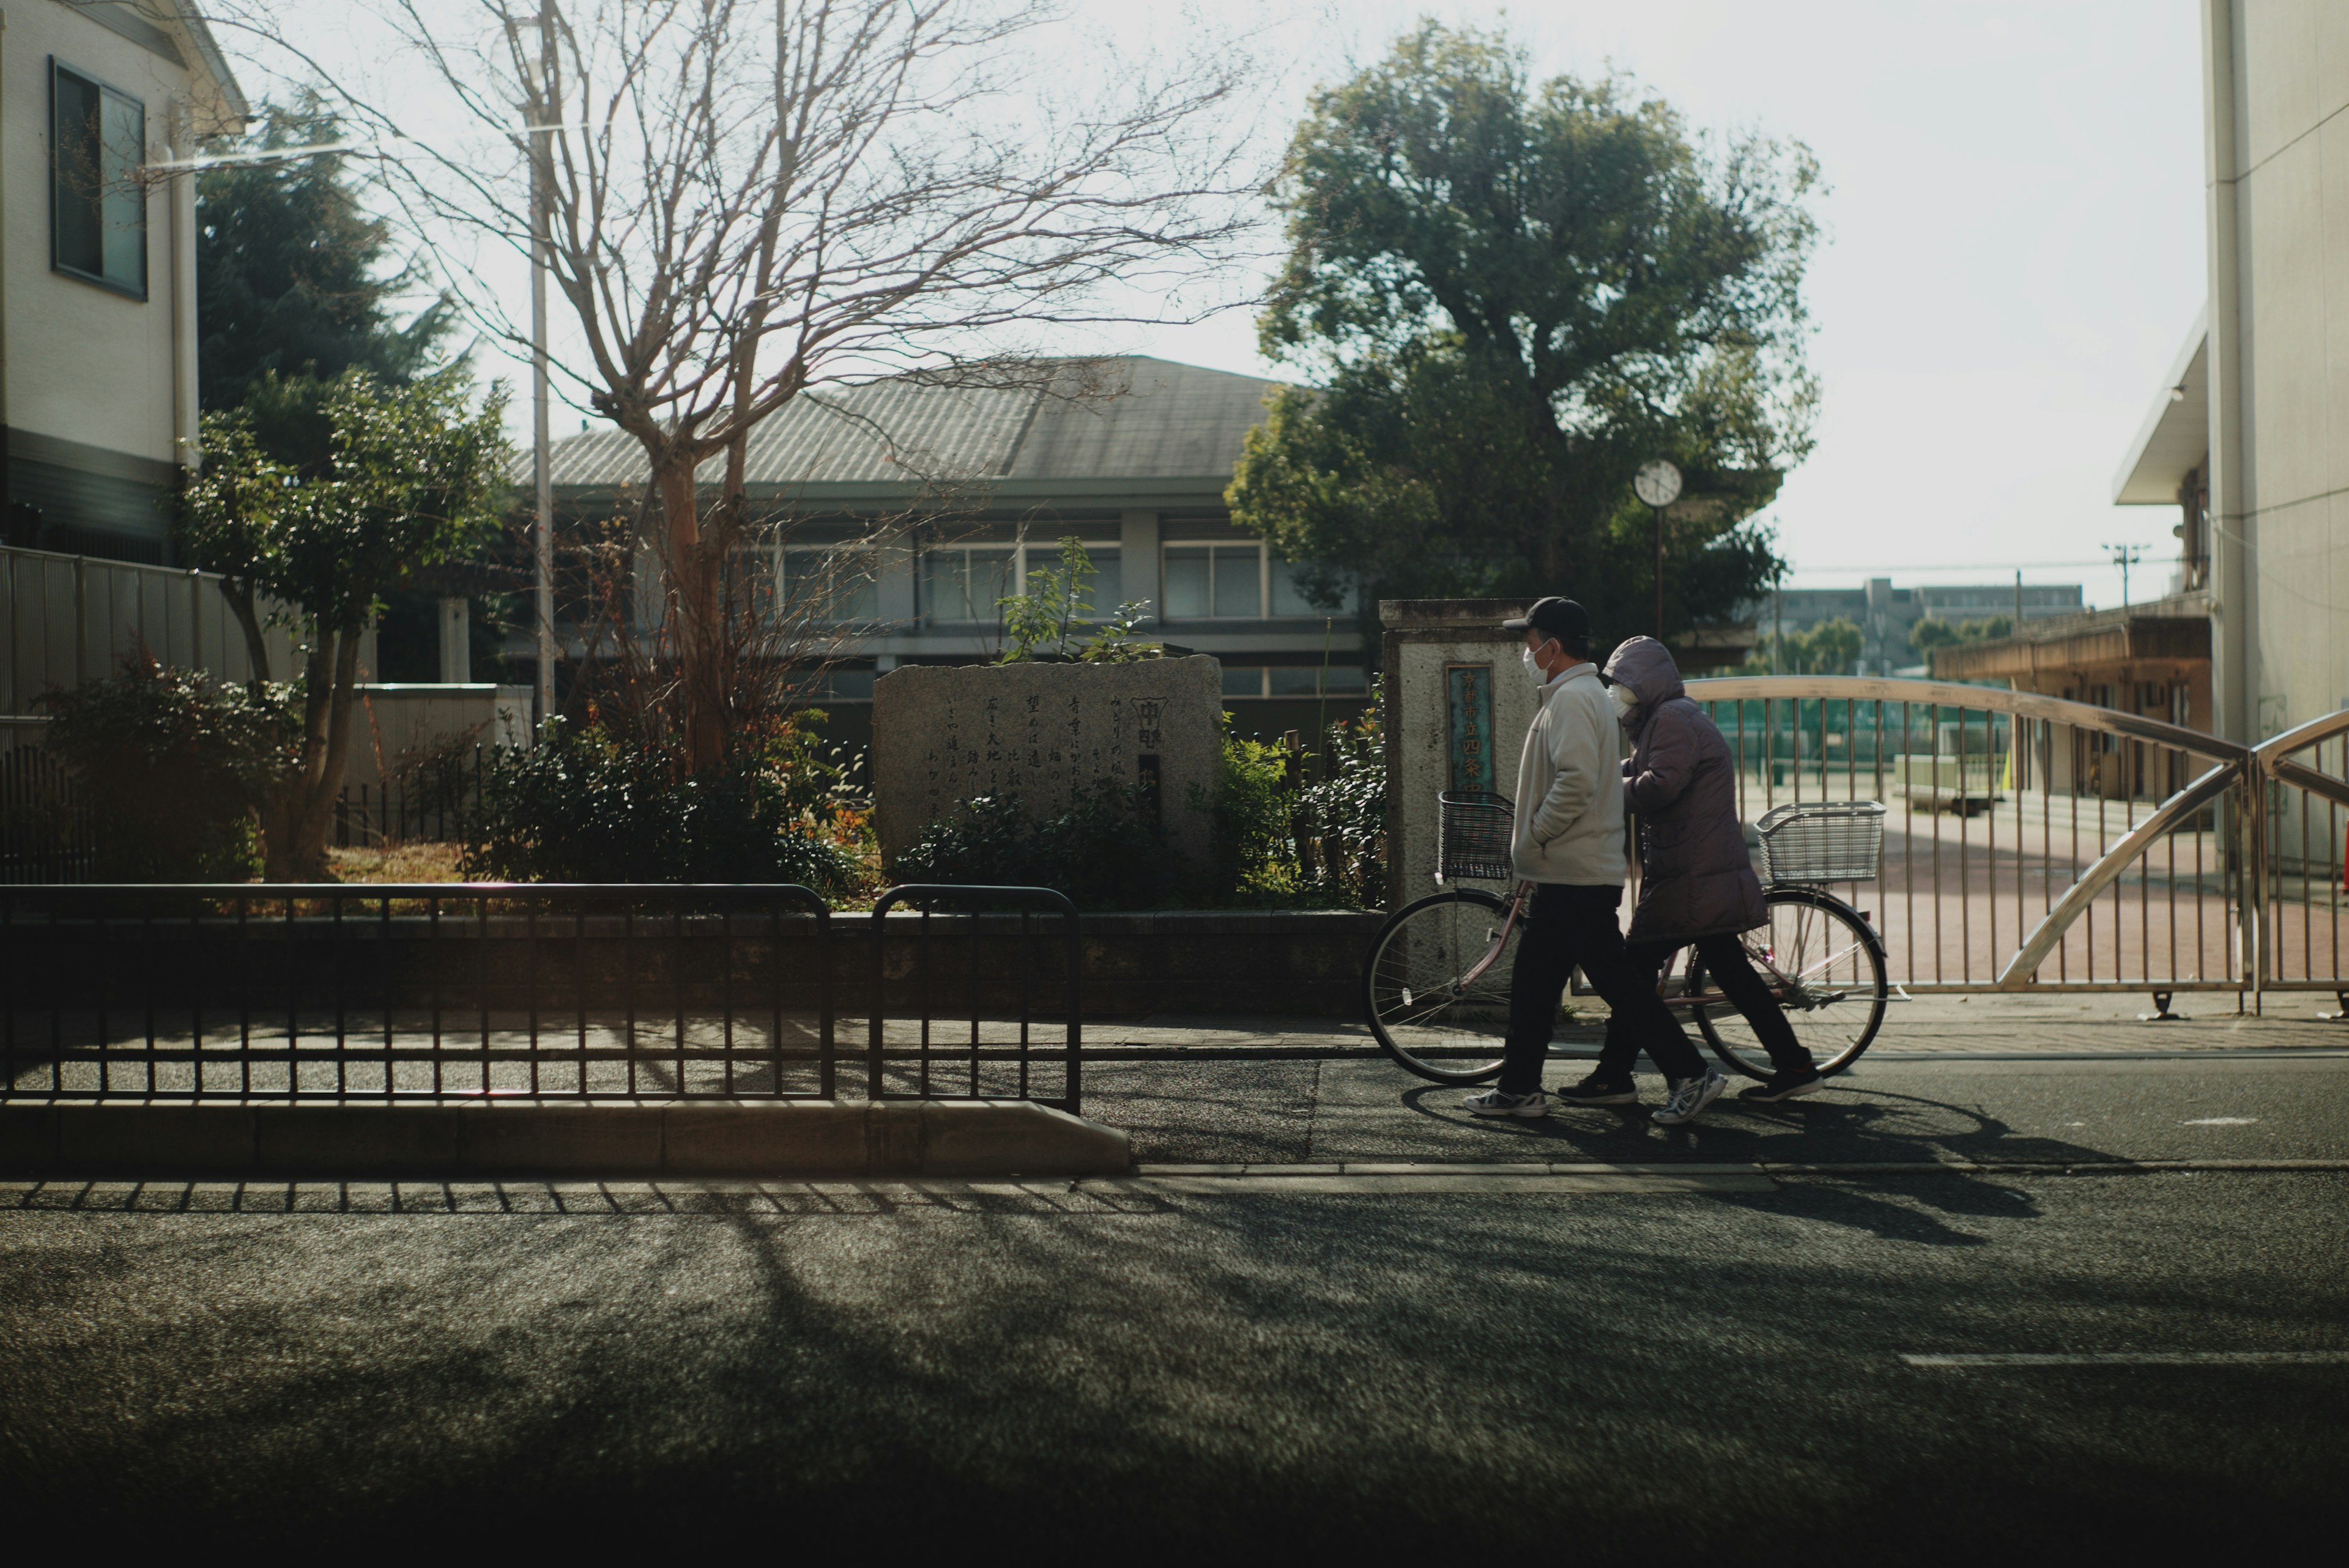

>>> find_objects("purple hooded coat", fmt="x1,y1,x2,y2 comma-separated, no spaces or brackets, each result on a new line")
1604,637,1768,944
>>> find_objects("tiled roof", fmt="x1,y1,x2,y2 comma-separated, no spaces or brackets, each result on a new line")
543,356,1283,497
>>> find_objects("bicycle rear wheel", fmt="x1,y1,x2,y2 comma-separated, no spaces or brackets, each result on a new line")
1687,886,1887,1079
1362,888,1516,1083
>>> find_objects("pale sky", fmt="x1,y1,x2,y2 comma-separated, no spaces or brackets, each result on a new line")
248,1,2209,612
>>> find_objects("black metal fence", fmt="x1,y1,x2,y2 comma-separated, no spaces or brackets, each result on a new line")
0,883,1083,1111
0,749,95,884
869,885,1082,1110
333,746,487,848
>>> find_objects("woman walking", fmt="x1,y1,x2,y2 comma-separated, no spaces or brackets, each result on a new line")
1556,635,1822,1105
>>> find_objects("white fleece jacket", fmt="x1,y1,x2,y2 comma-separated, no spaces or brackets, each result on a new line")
1509,662,1628,886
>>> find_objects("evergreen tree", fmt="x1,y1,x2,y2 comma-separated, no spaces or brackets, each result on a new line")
1230,23,1820,647
196,97,453,410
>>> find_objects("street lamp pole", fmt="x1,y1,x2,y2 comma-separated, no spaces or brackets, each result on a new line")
1633,460,1683,642
527,7,555,731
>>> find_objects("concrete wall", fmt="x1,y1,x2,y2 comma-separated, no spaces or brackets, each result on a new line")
2208,1,2349,740
343,684,532,789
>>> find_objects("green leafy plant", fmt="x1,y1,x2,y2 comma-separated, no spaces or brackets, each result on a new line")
1077,599,1163,664
39,657,299,881
891,785,1175,910
1294,698,1388,907
1199,725,1299,901
996,535,1162,664
181,367,511,880
461,714,868,893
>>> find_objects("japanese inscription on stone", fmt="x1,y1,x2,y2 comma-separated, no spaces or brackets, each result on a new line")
871,656,1223,868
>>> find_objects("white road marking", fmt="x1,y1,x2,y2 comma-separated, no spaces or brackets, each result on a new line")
1902,1352,2349,1367
2183,1116,2258,1125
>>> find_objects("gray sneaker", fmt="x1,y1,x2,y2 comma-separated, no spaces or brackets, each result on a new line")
1463,1087,1551,1119
1652,1071,1727,1126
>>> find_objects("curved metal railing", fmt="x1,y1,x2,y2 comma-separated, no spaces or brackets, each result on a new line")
1675,676,2347,1002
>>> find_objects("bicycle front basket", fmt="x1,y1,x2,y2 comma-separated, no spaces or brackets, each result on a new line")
1753,801,1886,884
1438,791,1516,882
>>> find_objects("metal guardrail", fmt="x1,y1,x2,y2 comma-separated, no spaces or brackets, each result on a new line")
869,885,1083,1112
1,883,1085,1108
1683,677,2347,1007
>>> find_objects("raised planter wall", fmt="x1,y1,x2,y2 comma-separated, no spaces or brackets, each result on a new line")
5,908,1386,1021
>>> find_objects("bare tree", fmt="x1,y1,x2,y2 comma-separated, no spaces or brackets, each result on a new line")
218,1,1260,769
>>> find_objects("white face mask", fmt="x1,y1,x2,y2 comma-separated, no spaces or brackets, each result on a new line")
1523,645,1548,684
1609,682,1639,717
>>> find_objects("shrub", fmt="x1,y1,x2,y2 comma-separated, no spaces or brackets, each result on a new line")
1294,704,1387,908
39,657,295,881
891,785,1174,910
1202,727,1297,901
462,715,868,893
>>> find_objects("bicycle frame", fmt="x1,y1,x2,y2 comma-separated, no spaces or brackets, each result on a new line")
1479,878,1865,1014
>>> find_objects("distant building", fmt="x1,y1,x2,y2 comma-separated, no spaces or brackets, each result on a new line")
536,357,1367,745
0,2,247,563
1745,579,2085,675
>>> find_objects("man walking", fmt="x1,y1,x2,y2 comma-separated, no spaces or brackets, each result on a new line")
1462,599,1728,1126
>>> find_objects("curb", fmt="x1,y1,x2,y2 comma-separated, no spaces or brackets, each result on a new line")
0,1099,1131,1179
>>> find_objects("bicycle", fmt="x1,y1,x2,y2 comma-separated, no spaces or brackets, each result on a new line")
1361,793,1890,1085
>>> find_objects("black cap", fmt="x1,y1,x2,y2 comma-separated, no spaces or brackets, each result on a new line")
1502,596,1590,649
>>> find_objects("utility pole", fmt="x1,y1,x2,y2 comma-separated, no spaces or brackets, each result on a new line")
1633,460,1683,642
2104,542,2146,608
1772,578,1783,675
526,6,557,731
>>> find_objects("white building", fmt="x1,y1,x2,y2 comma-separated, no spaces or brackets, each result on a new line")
2113,2,2349,744
1,1,247,562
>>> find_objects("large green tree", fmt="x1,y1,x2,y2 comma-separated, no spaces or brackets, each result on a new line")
182,370,509,879
1229,23,1820,646
196,98,453,412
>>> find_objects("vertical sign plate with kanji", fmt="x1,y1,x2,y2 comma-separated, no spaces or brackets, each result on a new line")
1446,664,1494,794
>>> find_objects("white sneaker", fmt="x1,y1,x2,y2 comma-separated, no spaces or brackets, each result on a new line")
1463,1087,1551,1119
1652,1071,1727,1126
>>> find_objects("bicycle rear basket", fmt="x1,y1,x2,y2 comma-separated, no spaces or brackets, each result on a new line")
1753,801,1886,884
1438,791,1516,882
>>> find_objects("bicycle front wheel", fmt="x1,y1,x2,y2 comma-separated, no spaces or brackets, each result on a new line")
1362,887,1516,1083
1687,887,1887,1079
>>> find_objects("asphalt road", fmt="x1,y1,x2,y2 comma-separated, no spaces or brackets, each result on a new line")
4,1056,2347,1558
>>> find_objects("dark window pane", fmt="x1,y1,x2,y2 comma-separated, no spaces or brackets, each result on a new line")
1269,667,1320,696
52,68,104,277
1163,547,1210,618
1222,667,1264,698
1213,546,1260,618
99,91,144,290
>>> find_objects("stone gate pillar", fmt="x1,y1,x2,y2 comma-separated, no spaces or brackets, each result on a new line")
1380,600,1547,908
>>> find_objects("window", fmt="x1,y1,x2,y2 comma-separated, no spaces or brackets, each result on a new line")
921,542,1121,623
782,548,880,622
51,61,146,297
1164,543,1357,619
1222,667,1369,698
923,548,1015,623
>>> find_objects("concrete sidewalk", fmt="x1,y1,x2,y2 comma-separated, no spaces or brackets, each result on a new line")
1080,1004,2349,1168
1094,991,2349,1058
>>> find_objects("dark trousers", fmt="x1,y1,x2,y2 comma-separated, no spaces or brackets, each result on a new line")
1596,933,1816,1082
1500,884,1705,1093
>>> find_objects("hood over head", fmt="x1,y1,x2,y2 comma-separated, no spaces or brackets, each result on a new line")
1603,636,1685,712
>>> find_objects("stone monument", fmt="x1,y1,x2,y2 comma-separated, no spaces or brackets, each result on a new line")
871,655,1223,869
1379,601,1557,905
